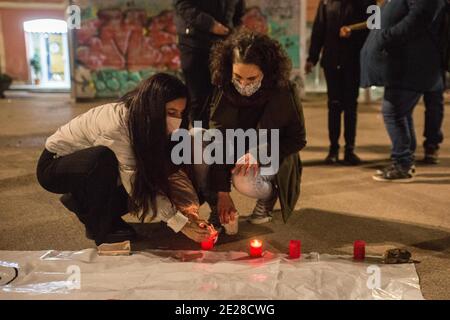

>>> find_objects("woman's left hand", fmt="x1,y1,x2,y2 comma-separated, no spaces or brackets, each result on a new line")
232,153,259,177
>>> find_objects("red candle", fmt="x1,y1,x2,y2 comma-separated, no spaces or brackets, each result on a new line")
289,240,301,259
201,239,214,251
250,239,263,257
353,240,366,260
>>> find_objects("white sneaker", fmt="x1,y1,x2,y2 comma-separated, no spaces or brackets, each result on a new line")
248,213,273,225
247,188,277,225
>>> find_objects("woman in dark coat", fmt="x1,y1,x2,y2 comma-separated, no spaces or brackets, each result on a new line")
205,30,306,229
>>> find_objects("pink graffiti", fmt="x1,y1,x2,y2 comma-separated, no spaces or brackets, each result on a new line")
242,7,269,35
76,9,180,71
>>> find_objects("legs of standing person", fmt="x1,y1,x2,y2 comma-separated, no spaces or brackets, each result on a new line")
324,67,343,163
179,44,213,128
342,65,361,165
36,146,134,245
373,87,421,181
423,89,444,163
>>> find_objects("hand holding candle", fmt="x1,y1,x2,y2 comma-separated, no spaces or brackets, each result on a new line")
250,239,263,257
199,222,218,251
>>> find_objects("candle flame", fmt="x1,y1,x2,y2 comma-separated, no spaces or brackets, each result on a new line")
251,239,262,247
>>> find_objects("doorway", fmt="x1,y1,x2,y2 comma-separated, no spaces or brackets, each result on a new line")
23,19,70,88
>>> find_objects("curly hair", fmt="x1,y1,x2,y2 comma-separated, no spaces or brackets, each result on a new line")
210,29,292,88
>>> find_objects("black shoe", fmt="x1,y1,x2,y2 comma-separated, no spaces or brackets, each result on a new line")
103,228,137,244
376,164,416,177
60,194,136,242
423,147,439,164
102,217,137,243
372,164,414,183
343,151,362,166
325,152,339,165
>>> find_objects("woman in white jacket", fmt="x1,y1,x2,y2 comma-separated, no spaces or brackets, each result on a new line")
37,73,216,245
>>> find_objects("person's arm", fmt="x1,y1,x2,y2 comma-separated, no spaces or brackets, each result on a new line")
173,0,216,33
233,0,246,28
167,166,200,218
279,84,307,160
307,0,327,66
378,0,439,49
167,166,216,242
117,165,189,232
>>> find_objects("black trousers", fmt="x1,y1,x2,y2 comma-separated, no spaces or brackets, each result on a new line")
323,66,360,153
179,44,213,127
36,146,129,245
423,89,445,149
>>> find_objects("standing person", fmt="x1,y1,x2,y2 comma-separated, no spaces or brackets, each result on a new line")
306,0,375,165
361,0,447,182
206,30,306,229
173,0,246,127
422,1,449,164
37,73,216,245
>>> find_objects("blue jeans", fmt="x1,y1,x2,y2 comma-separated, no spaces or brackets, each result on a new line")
423,89,444,149
382,88,422,168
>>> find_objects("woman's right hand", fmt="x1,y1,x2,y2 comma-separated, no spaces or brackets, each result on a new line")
217,192,238,225
339,26,352,38
211,21,230,36
181,219,217,243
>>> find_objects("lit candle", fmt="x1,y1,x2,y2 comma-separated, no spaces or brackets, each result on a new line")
353,240,366,260
201,239,214,251
250,239,263,257
289,240,301,259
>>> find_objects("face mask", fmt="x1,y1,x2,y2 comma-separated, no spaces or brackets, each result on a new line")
232,76,263,97
166,116,182,134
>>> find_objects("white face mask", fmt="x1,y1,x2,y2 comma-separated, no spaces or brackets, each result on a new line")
166,116,182,134
232,76,263,97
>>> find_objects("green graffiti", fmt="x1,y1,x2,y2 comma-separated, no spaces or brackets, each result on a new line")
92,69,180,98
268,20,300,68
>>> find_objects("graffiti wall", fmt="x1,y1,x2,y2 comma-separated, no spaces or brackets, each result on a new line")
71,0,302,99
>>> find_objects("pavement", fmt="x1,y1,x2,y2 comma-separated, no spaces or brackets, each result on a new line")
0,92,449,299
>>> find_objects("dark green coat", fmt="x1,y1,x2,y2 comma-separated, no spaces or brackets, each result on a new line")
208,82,307,222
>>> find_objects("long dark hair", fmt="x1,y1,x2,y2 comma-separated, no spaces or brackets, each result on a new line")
210,28,292,88
120,73,187,222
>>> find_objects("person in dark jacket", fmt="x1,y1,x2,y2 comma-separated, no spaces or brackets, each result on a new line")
205,30,306,229
360,0,447,182
173,0,246,127
421,1,449,164
306,0,375,165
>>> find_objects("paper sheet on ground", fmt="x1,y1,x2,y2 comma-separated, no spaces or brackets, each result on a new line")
0,250,423,300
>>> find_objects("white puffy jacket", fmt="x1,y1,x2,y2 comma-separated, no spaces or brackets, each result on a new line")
45,102,188,232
